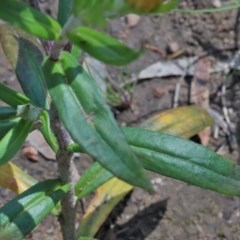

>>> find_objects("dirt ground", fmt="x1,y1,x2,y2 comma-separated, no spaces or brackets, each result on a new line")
1,1,240,239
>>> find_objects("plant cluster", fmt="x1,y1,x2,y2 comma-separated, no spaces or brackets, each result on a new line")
0,1,239,239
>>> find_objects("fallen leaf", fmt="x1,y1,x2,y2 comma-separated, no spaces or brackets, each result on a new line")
137,57,196,80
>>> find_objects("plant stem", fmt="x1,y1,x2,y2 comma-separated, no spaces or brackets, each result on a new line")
50,105,77,240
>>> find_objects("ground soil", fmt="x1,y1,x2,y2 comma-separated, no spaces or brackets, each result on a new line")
1,1,240,239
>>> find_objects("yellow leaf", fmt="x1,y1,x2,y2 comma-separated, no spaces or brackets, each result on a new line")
141,105,213,139
0,162,37,194
78,178,133,237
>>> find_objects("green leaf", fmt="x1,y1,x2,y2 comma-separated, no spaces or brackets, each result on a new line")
0,82,29,108
0,119,19,141
0,0,61,40
58,0,73,26
75,125,240,198
43,57,152,192
0,24,48,108
0,119,33,166
0,179,69,239
124,127,240,197
0,107,17,120
74,105,213,199
67,26,141,65
39,110,58,153
61,52,152,191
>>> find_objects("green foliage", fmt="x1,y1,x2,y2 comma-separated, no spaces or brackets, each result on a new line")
0,1,238,239
67,26,141,65
0,82,29,108
0,119,33,166
0,0,61,40
43,53,151,191
0,24,48,108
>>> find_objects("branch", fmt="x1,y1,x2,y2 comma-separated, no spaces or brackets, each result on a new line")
50,104,77,240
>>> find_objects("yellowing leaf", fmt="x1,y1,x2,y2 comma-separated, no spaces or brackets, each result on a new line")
141,105,213,138
78,178,132,237
0,162,37,194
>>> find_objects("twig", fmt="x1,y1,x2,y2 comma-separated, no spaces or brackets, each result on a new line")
221,74,237,149
206,108,230,136
173,72,186,108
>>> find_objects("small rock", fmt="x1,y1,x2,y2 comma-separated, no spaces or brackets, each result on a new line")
125,14,141,28
22,146,39,162
212,0,222,8
166,41,180,54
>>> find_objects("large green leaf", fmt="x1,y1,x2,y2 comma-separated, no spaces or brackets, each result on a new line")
0,179,69,239
0,24,48,108
75,126,240,198
61,51,151,189
124,127,240,196
74,105,214,199
67,27,141,65
0,0,61,40
77,126,240,237
43,57,152,192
